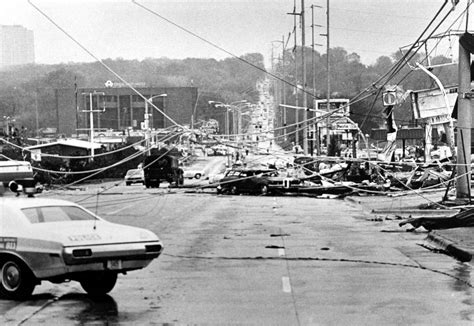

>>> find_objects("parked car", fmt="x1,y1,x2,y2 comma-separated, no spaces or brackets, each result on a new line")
216,168,277,195
211,145,228,156
183,168,206,179
0,196,163,299
124,168,144,186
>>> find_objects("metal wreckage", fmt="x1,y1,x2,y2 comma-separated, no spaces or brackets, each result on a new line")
227,32,474,231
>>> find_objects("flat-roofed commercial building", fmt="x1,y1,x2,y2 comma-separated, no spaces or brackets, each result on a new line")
55,86,198,136
0,25,35,69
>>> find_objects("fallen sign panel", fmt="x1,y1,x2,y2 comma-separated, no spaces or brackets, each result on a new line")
399,208,474,231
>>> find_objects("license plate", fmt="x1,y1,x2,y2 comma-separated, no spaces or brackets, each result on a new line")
106,259,122,270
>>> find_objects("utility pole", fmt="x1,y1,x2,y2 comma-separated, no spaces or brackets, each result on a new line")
325,0,330,153
145,93,167,155
282,34,287,141
81,91,105,159
35,89,39,138
456,35,473,200
288,0,300,147
301,0,308,155
311,4,323,155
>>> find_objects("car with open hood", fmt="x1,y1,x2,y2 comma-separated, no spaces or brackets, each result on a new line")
0,195,163,299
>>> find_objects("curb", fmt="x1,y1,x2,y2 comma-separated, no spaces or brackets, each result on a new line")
426,232,473,262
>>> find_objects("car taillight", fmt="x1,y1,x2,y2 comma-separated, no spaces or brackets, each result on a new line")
145,244,162,253
72,249,92,257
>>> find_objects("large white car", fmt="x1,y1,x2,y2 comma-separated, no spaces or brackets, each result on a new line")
183,168,206,179
0,196,163,299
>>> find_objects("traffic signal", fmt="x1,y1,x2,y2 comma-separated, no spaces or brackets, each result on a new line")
382,91,397,106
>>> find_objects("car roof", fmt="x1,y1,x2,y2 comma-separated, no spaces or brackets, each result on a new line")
229,168,275,172
0,196,81,210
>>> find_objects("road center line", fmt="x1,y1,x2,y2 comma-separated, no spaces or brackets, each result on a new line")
282,276,292,293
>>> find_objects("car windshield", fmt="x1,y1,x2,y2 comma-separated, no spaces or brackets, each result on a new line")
21,205,98,223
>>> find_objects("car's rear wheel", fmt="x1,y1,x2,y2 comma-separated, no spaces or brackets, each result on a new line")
0,259,36,300
195,173,202,179
126,182,131,186
80,271,117,296
260,184,269,195
230,185,238,195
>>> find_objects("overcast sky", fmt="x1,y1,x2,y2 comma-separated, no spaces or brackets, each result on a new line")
0,0,469,67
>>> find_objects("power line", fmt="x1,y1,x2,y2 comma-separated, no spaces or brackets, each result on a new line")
131,0,316,101
330,6,433,20
28,0,182,130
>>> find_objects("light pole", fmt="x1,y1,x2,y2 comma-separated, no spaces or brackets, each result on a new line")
145,93,167,155
209,100,248,141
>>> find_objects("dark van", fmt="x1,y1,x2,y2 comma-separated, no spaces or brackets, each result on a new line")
143,154,184,188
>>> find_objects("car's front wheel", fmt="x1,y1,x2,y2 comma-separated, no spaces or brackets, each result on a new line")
0,259,36,300
260,184,269,195
80,271,117,296
194,173,202,179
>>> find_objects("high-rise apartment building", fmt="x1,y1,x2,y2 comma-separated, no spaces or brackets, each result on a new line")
0,25,35,69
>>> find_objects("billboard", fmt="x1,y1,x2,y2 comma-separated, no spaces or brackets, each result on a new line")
314,99,350,117
410,86,457,120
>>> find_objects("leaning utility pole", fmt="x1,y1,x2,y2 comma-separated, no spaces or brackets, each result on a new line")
301,0,308,155
456,33,473,200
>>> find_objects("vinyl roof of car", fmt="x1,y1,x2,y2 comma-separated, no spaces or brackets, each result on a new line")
0,196,80,210
228,168,276,172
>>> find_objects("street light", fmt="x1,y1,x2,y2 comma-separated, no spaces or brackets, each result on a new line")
209,101,231,139
209,100,249,141
145,93,167,155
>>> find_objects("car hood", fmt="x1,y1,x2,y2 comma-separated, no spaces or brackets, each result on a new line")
27,220,159,247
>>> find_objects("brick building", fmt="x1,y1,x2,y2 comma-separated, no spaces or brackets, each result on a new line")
54,87,198,136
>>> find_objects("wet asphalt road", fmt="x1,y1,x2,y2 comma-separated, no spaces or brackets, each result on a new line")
1,181,473,325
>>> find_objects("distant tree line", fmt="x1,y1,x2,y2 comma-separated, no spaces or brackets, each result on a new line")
0,53,266,136
273,46,457,134
0,48,456,137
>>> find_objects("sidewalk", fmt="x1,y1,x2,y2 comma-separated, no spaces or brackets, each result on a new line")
427,228,474,262
348,191,474,263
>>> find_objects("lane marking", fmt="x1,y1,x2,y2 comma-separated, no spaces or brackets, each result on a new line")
282,276,292,293
278,248,285,256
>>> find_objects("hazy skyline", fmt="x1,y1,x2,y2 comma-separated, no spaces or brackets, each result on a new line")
0,0,469,67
